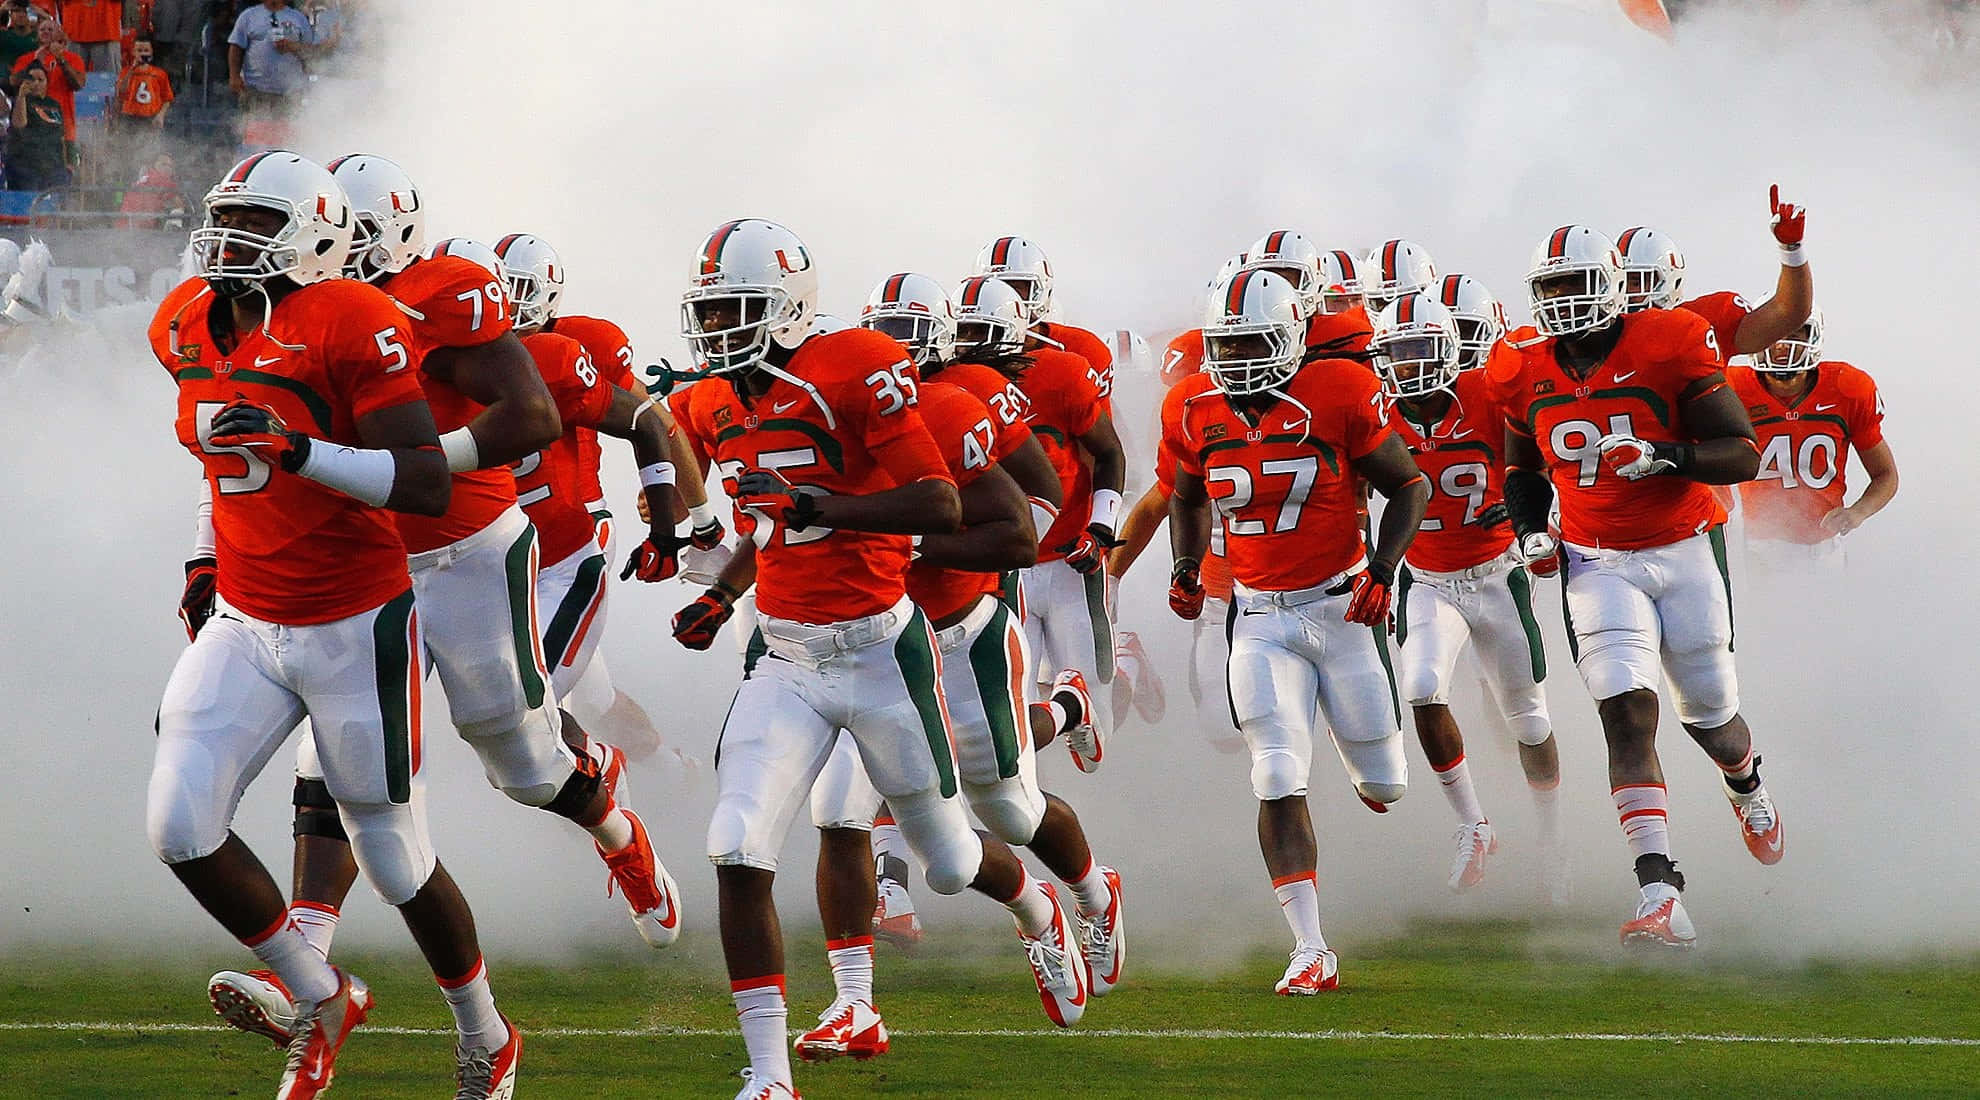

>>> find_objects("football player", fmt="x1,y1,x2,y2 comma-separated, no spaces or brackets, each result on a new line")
667,220,1090,1100
1502,225,1782,949
1370,291,1565,897
973,234,1116,400
1617,184,1814,356
1165,269,1430,995
1728,308,1897,572
1241,231,1376,363
154,152,513,1099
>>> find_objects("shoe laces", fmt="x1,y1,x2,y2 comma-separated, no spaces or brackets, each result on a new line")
1735,787,1777,835
454,1045,496,1099
1080,903,1117,960
1284,945,1326,979
603,845,664,911
813,997,859,1028
1024,921,1075,990
282,1002,323,1081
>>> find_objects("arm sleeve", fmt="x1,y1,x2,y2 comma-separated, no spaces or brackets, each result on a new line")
226,13,250,48
1064,356,1104,437
846,365,953,487
406,260,513,349
331,289,432,422
1158,385,1200,479
543,340,615,430
1848,369,1886,450
921,387,988,487
1341,369,1394,459
1670,310,1727,387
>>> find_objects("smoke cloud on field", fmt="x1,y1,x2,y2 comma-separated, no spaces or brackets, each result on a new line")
4,1,1976,972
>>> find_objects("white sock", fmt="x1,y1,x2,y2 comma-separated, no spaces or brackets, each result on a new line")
288,901,339,962
1613,784,1671,860
1002,870,1056,938
1066,859,1113,916
586,801,636,853
732,979,792,1087
243,916,338,1005
1434,755,1486,826
438,956,507,1051
871,819,910,870
826,936,874,1004
1530,780,1563,848
1272,872,1326,952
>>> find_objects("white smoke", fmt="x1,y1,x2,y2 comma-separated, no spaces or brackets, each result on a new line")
3,0,1976,966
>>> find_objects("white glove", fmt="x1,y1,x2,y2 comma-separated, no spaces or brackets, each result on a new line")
1597,433,1676,480
679,540,735,586
1516,531,1558,564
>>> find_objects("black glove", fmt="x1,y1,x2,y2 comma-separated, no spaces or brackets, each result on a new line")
179,556,218,640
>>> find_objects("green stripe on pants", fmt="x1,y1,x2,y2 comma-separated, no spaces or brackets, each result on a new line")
967,600,1023,779
541,553,607,671
370,588,417,804
503,526,548,709
1395,565,1414,646
1506,565,1548,683
893,610,959,799
1371,621,1401,728
1708,524,1735,652
1084,568,1115,681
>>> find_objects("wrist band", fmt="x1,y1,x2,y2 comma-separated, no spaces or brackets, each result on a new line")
438,427,479,473
192,479,216,558
639,461,678,489
296,440,398,507
1089,488,1123,531
1779,244,1808,268
689,501,720,528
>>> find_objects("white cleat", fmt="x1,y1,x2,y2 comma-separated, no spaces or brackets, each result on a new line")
1446,821,1497,892
208,968,297,1047
1054,669,1103,773
1621,882,1697,949
1726,778,1784,865
1274,946,1340,995
733,1067,801,1099
454,1012,522,1099
1077,866,1126,996
794,997,890,1063
1016,882,1090,1027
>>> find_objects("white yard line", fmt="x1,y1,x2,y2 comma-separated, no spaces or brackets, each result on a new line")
2,1021,1977,1046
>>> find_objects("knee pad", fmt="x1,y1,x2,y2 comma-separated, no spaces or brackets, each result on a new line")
705,804,779,872
1665,645,1739,729
1336,733,1408,805
810,739,881,831
1510,715,1555,748
1577,631,1660,702
340,800,435,906
964,780,1045,846
460,718,575,807
291,777,349,842
1400,661,1446,708
146,780,226,865
1354,779,1407,805
888,790,982,896
1248,748,1308,802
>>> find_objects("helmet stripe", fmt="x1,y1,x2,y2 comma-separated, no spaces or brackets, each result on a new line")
1332,250,1358,279
1265,230,1287,257
960,276,984,309
1548,226,1573,259
325,154,354,172
1617,227,1641,253
992,237,1015,267
227,151,274,184
494,233,525,257
701,221,743,275
1397,294,1416,324
1439,274,1462,307
884,272,908,304
1382,239,1401,281
1225,269,1253,316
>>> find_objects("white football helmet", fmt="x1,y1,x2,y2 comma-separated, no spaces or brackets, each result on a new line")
425,237,505,281
861,272,956,368
810,313,853,335
191,151,354,297
972,236,1054,319
1527,225,1625,337
1434,274,1508,371
1616,226,1687,312
1317,248,1364,314
680,219,819,375
1363,239,1438,315
952,275,1030,358
1755,306,1824,373
1240,230,1325,314
327,153,424,283
1371,292,1462,400
1202,268,1306,396
493,233,565,330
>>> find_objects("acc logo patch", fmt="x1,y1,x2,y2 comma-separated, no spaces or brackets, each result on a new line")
1203,422,1228,442
1532,379,1556,395
177,343,203,365
712,406,733,428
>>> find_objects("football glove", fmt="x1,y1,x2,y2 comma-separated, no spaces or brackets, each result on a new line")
1515,531,1561,577
1060,523,1119,576
1597,433,1681,480
671,584,738,651
1769,184,1807,248
1343,562,1395,626
621,527,689,583
1476,502,1510,529
734,467,822,531
1169,557,1205,620
208,399,310,472
179,556,218,640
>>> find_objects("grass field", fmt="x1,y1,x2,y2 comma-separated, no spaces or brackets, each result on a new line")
5,919,1977,1098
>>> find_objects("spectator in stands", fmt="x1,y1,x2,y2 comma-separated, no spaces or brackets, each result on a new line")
120,147,185,228
55,0,119,71
7,65,72,191
226,0,309,111
147,0,204,78
0,4,38,82
114,35,169,126
10,17,83,142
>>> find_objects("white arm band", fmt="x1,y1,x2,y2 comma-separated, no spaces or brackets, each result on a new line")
689,500,720,528
439,427,479,473
638,461,678,489
1028,496,1059,543
192,479,216,558
1780,244,1808,268
296,440,400,507
1089,488,1123,531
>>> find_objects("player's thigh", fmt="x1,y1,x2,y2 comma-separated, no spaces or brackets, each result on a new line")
1397,574,1470,706
1227,603,1321,799
1562,550,1661,701
944,599,1046,843
708,659,841,871
414,508,557,738
1652,531,1740,727
538,547,609,703
1470,569,1553,744
149,613,306,862
810,731,882,831
299,589,425,807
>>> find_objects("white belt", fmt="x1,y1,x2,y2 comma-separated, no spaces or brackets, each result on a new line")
1235,566,1358,608
1407,549,1518,584
406,504,525,573
932,594,999,655
759,597,913,664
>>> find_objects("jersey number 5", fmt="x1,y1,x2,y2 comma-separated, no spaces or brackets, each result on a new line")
195,400,271,494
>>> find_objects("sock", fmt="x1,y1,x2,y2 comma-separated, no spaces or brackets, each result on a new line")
1434,755,1486,826
1271,872,1326,952
242,915,339,1005
826,936,875,1004
732,977,792,1087
871,818,910,875
1718,747,1761,794
1000,869,1056,938
437,956,507,1051
1066,858,1113,916
288,901,339,961
1051,683,1086,729
1612,784,1670,860
586,801,636,853
1529,779,1563,849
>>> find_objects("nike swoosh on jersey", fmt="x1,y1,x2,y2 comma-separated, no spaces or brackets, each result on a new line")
1816,403,1838,412
772,399,801,413
1612,370,1639,382
254,355,283,368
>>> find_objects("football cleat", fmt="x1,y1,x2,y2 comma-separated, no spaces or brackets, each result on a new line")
733,1067,802,1100
277,969,371,1100
1054,669,1103,773
1114,631,1167,724
209,968,297,1047
454,1013,521,1100
1726,778,1784,865
794,998,890,1063
1016,882,1090,1027
873,875,923,949
1274,946,1340,996
1620,884,1697,949
593,740,629,806
1446,821,1497,892
599,809,683,948
1078,866,1126,996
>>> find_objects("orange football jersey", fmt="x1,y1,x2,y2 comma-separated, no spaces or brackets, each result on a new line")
930,361,1037,445
1017,347,1106,561
905,381,1026,622
545,314,637,509
1730,361,1884,544
1679,290,1751,357
1162,359,1391,589
1503,308,1730,550
1161,328,1204,387
673,329,953,623
1150,379,1231,601
1305,305,1373,360
380,255,518,554
1036,321,1114,403
515,332,616,564
1390,368,1514,572
154,278,426,625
